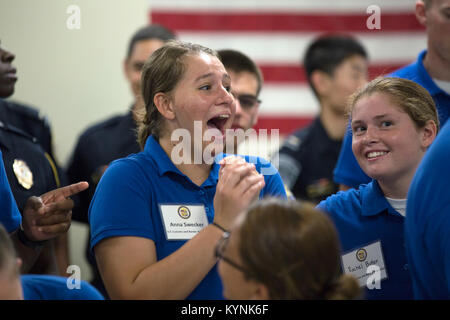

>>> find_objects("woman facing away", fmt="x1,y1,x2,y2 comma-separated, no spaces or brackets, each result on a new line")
88,40,286,300
317,77,439,299
216,198,361,300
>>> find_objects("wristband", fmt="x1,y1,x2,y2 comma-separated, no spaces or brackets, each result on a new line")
17,225,46,250
211,222,228,233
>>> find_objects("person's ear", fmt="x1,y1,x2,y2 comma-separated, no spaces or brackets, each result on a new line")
421,119,437,149
415,0,427,27
154,92,176,120
311,70,332,99
250,282,271,300
16,258,22,271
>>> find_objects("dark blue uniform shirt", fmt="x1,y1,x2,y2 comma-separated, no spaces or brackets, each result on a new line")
276,117,341,203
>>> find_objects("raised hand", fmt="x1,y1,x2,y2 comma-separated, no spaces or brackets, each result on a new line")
21,182,89,242
213,156,264,230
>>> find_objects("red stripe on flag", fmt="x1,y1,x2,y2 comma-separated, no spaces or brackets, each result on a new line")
150,11,423,32
259,63,407,84
254,116,314,136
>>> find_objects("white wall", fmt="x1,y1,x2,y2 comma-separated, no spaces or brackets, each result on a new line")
0,0,149,281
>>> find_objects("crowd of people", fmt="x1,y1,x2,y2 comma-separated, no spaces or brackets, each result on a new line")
0,0,449,300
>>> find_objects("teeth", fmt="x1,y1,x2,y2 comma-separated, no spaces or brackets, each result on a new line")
217,114,229,119
367,151,387,159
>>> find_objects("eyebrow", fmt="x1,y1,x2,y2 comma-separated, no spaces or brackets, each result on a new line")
352,113,391,124
194,73,231,82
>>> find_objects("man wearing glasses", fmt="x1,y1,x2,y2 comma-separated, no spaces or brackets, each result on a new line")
218,49,263,155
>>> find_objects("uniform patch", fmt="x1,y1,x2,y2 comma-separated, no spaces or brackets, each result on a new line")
13,159,33,190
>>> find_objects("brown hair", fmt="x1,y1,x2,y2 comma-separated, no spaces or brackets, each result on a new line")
347,77,439,132
237,198,360,300
218,49,264,96
136,40,220,149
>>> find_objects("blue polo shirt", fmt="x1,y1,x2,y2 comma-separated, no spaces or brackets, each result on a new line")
333,50,450,188
22,275,104,300
89,135,287,300
406,121,450,299
317,180,413,300
0,150,21,233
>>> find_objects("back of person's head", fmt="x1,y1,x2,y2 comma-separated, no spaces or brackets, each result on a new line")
218,49,263,95
348,77,440,132
126,24,177,59
138,40,219,147
238,198,360,300
304,34,367,98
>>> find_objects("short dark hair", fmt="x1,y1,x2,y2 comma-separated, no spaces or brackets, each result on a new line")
304,34,367,97
126,24,177,59
218,49,263,96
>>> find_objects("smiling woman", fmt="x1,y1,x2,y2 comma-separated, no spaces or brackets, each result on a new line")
317,77,439,300
88,40,287,300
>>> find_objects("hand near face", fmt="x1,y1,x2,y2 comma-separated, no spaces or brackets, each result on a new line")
21,182,89,242
214,156,264,230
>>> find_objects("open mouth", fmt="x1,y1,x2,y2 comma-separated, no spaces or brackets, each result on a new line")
365,151,389,161
207,114,230,135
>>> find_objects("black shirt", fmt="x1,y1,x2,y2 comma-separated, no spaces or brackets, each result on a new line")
67,110,140,223
276,117,342,204
0,100,58,211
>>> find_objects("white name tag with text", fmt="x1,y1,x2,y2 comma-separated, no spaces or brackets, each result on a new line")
341,240,388,288
160,204,209,240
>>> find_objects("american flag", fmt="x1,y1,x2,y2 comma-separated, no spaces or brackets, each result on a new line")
148,0,426,155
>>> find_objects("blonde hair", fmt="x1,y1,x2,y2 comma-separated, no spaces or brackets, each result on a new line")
136,40,219,149
238,198,360,300
347,77,439,132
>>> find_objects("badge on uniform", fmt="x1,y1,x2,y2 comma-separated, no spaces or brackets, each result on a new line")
341,240,388,288
13,159,33,190
159,204,209,240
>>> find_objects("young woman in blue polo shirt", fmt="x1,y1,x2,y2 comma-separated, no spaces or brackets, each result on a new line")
317,77,439,299
89,41,286,299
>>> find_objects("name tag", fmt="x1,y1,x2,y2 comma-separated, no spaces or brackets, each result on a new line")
341,240,388,288
159,204,209,240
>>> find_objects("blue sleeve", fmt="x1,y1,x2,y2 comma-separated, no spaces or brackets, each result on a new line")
316,199,328,213
248,155,287,200
21,275,104,300
0,151,22,233
333,123,371,188
89,158,155,251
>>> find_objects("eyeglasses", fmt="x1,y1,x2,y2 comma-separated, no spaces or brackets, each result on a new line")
214,232,249,274
232,93,261,110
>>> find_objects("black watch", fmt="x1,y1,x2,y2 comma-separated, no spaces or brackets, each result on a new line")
17,226,47,250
